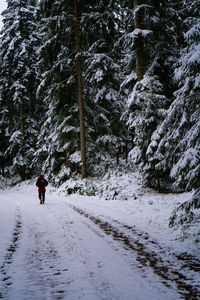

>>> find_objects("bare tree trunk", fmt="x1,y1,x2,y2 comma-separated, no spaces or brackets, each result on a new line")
20,101,26,180
0,154,5,176
2,157,5,176
19,9,26,181
156,169,160,192
174,3,184,48
66,148,71,169
125,140,128,164
20,165,26,181
116,152,119,166
20,101,24,136
134,0,146,80
74,0,87,178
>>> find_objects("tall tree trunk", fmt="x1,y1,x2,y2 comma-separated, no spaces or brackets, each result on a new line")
134,0,146,80
116,152,119,166
2,157,5,176
19,9,26,181
156,169,160,192
74,0,87,178
20,101,24,137
174,3,185,48
20,101,26,180
0,153,4,176
66,148,71,169
125,139,128,164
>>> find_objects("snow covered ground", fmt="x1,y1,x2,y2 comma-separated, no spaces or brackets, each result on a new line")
0,173,200,299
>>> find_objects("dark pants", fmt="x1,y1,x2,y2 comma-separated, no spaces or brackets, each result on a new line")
39,191,45,203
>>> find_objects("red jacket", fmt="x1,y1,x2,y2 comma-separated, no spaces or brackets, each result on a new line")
36,175,48,192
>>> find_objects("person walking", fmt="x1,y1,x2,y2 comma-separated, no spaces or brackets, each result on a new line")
36,174,48,204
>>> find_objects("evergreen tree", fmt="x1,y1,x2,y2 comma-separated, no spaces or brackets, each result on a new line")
0,0,40,180
124,0,177,186
80,0,127,173
35,0,81,183
149,0,200,191
35,0,128,180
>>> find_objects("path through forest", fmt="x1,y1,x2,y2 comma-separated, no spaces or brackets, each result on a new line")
0,184,199,299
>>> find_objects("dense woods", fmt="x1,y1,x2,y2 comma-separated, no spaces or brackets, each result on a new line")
0,0,199,204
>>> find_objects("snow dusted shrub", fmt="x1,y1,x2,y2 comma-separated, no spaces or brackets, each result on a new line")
169,188,200,241
52,166,71,187
65,179,99,196
64,168,140,200
0,175,21,189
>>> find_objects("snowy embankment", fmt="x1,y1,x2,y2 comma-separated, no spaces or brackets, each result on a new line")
0,172,200,299
59,171,200,257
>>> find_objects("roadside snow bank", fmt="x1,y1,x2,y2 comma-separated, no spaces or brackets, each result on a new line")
53,171,200,258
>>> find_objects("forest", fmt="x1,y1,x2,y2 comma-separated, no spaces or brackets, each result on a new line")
0,1,200,223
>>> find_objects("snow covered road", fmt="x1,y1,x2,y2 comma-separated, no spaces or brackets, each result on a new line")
0,182,199,300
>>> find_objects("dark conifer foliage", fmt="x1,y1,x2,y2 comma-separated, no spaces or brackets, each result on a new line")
148,0,200,191
74,0,87,179
34,0,127,181
80,0,126,172
0,0,40,180
35,0,80,183
0,0,199,218
124,0,177,189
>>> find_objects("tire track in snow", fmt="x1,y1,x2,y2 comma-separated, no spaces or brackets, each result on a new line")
47,205,120,300
71,205,200,300
0,209,22,299
48,203,144,300
23,221,69,299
